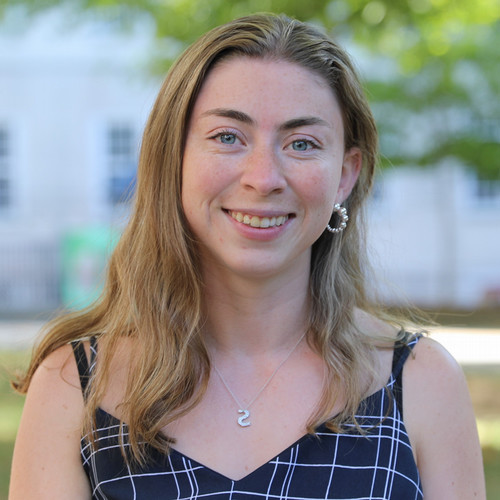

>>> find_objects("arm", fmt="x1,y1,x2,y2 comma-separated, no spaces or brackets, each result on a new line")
9,344,91,499
404,337,486,499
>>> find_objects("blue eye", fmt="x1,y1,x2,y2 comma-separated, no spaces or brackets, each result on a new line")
219,133,236,144
292,140,310,151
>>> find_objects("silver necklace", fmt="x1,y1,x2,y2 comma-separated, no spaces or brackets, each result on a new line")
213,332,306,427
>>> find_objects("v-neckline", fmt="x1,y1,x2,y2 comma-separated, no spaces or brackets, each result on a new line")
169,422,329,483
94,386,384,483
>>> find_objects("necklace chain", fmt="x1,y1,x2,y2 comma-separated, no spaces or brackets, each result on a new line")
213,332,306,427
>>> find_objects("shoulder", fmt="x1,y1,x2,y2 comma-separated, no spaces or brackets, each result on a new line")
403,335,471,423
403,335,467,407
402,335,486,498
35,335,135,418
32,342,85,398
21,342,87,447
10,343,91,499
406,334,458,367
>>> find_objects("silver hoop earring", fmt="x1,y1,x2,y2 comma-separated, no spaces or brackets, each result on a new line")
326,204,348,234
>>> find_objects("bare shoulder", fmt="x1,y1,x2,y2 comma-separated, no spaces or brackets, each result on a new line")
33,335,134,419
36,342,84,390
403,335,486,499
403,336,475,421
404,335,464,382
403,335,473,434
9,343,91,499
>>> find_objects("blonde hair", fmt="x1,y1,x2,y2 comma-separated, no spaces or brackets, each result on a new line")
16,14,388,465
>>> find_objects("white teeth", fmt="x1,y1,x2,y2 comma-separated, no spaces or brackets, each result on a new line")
260,217,270,228
230,211,289,228
250,216,260,228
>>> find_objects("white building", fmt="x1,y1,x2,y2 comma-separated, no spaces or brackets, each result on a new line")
368,164,500,309
1,7,499,315
0,7,160,313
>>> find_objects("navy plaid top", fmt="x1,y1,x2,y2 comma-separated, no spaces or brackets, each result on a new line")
72,335,423,500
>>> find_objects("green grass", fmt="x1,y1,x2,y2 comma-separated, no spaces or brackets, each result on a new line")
424,307,500,329
0,350,29,500
1,344,500,499
483,446,500,498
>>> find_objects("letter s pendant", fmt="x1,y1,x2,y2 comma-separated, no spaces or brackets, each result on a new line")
237,409,251,427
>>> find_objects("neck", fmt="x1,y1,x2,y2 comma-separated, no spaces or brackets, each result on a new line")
201,263,311,357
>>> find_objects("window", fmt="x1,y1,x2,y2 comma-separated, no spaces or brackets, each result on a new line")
107,125,137,204
476,179,500,200
0,128,9,208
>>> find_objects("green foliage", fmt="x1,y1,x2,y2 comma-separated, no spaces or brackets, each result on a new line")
2,0,499,178
364,21,500,179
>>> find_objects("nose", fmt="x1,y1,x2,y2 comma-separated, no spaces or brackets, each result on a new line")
240,147,287,196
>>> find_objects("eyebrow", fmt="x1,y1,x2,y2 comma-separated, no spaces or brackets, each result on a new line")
200,108,331,130
279,117,331,131
200,108,255,125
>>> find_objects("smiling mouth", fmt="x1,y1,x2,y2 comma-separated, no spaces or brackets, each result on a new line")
228,210,290,228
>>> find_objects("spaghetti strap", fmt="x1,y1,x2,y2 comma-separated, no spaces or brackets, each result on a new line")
70,337,97,400
391,333,422,418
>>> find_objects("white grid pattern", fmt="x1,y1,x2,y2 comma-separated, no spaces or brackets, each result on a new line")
76,337,423,500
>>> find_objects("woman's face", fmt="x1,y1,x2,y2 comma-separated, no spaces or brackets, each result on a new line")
181,57,360,281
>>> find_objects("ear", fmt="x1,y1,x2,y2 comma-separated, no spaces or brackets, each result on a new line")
335,147,362,204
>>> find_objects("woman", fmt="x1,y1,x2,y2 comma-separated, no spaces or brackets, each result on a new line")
10,13,485,499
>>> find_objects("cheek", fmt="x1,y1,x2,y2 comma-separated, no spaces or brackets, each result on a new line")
182,149,209,203
182,155,237,221
184,152,240,199
183,168,227,208
181,156,201,221
298,167,341,207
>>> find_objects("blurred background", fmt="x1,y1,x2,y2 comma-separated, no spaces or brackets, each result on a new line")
0,0,499,497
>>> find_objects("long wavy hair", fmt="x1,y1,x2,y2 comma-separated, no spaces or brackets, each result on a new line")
15,13,389,465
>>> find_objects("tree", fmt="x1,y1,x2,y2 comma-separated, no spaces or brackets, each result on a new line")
3,0,499,178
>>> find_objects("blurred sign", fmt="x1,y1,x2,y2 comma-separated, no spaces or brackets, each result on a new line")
61,226,119,309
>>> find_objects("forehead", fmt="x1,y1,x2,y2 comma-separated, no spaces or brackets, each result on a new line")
190,56,341,123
